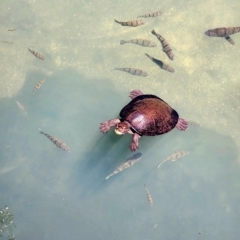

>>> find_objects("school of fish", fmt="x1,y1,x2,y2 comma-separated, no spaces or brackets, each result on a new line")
3,8,238,213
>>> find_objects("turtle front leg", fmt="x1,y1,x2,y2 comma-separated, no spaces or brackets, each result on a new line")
176,118,188,131
130,133,141,151
129,89,144,99
100,119,121,133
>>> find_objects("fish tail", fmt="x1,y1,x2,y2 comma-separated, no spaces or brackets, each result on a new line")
120,40,126,45
38,128,44,134
112,67,118,71
151,29,156,35
114,19,119,24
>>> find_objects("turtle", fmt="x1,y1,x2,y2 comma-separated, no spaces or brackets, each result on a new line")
99,89,188,151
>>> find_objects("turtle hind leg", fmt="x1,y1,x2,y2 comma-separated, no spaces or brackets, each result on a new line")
129,89,144,99
176,118,188,131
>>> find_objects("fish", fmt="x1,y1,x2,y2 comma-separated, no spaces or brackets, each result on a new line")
151,29,174,60
32,79,45,95
145,53,174,73
28,48,45,60
187,121,200,127
8,28,17,31
137,11,162,18
1,41,13,44
15,101,27,115
144,184,153,207
158,151,189,168
106,152,142,180
113,67,148,77
205,27,240,45
38,128,70,152
114,19,144,27
120,39,157,47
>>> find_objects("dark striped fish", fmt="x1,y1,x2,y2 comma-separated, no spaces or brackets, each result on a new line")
145,53,174,73
106,153,142,180
114,19,144,27
158,151,189,168
113,67,148,77
138,11,162,18
144,184,153,207
32,79,45,95
38,129,70,152
205,27,240,45
151,29,174,60
28,48,45,60
120,39,157,47
8,28,17,31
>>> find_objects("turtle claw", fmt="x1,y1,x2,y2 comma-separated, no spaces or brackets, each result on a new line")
129,89,144,99
176,118,188,131
100,122,111,133
130,133,140,151
130,142,138,151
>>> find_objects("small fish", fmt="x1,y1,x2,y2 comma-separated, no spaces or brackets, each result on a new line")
145,53,174,73
32,79,45,95
38,128,70,152
138,11,162,18
120,39,157,47
188,121,200,127
151,29,174,60
158,151,189,168
16,101,27,115
153,224,158,228
106,153,142,180
144,184,153,207
1,41,13,44
113,67,148,77
205,27,240,37
114,19,144,27
8,28,17,31
28,48,45,60
205,27,240,45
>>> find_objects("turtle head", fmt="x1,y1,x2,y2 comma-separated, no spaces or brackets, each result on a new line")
114,122,130,135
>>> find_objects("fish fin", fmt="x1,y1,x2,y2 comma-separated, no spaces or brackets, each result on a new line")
120,40,126,45
145,53,151,59
151,29,156,34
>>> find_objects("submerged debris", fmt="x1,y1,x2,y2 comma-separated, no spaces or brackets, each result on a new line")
187,121,200,127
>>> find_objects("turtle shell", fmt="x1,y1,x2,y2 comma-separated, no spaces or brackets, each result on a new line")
119,94,179,136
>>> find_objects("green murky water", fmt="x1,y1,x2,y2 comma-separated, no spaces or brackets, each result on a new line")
1,0,240,239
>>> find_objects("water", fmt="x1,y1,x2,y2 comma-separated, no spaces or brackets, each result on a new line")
1,0,240,239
